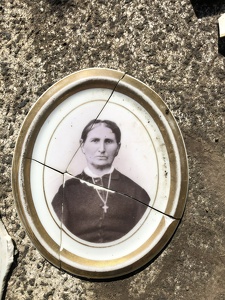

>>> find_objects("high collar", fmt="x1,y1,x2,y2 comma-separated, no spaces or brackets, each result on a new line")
83,166,114,178
79,168,120,182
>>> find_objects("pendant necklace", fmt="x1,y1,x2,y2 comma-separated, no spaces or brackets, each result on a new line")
92,173,112,213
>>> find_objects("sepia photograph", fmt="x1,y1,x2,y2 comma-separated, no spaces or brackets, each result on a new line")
52,119,151,243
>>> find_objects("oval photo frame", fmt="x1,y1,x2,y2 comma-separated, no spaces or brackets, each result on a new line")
12,68,188,279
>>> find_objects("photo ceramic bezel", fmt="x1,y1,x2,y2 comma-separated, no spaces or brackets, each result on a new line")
12,68,188,279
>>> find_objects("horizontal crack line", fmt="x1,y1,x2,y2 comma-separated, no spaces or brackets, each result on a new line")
26,158,179,220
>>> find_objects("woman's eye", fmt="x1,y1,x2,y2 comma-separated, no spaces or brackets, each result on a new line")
105,139,113,144
91,139,99,143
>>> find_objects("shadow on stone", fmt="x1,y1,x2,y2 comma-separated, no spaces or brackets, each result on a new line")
190,0,225,18
47,0,70,5
218,36,225,56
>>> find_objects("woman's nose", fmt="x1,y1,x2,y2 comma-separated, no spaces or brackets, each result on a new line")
98,141,105,152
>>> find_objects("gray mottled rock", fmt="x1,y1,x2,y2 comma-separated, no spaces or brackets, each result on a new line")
1,0,225,299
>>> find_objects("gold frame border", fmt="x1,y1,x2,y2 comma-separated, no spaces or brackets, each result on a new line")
12,68,188,279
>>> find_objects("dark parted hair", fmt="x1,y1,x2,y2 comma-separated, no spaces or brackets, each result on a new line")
81,119,121,144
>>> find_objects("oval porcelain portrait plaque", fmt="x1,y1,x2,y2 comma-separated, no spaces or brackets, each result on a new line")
12,68,188,279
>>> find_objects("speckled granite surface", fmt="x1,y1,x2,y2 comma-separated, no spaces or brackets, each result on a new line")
1,0,225,299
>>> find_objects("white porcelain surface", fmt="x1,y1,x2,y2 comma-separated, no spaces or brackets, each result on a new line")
30,160,63,246
13,69,187,278
30,86,184,217
31,88,113,172
111,80,185,218
219,14,225,37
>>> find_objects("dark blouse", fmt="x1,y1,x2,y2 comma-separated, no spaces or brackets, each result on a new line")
52,169,150,243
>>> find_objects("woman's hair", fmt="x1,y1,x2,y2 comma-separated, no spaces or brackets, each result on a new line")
81,119,121,144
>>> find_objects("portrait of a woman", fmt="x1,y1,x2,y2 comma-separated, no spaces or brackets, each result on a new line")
52,119,150,243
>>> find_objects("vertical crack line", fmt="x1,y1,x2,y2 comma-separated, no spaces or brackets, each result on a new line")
65,72,126,172
91,71,126,123
59,173,66,269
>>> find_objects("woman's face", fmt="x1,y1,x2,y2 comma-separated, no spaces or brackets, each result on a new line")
81,124,120,170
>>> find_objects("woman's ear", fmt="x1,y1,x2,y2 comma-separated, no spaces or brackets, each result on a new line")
80,139,85,153
115,142,121,156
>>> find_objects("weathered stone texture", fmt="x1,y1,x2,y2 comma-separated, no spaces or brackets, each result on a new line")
0,0,225,299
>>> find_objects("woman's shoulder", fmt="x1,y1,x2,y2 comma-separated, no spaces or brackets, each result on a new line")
113,169,142,187
64,173,84,187
112,169,150,203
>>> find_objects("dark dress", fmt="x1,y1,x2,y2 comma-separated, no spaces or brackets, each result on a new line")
52,169,150,243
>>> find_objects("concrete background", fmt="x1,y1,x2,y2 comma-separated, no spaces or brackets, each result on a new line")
1,0,225,299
